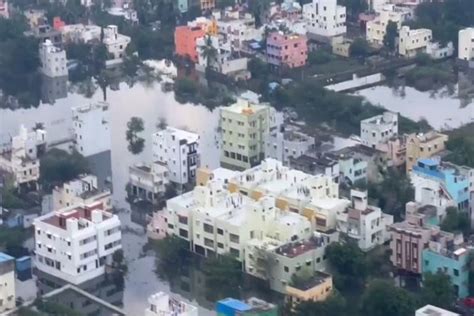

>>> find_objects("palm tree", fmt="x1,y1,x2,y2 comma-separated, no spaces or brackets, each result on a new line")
200,35,218,78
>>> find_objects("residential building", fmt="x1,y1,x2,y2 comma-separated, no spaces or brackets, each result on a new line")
398,26,432,58
220,99,278,170
145,292,198,316
286,271,333,310
266,32,308,68
72,102,111,157
265,126,314,166
26,24,62,47
459,28,474,63
331,36,352,57
147,211,168,240
174,20,209,62
52,175,112,212
0,0,9,18
366,4,413,46
53,17,66,30
200,0,215,11
0,125,46,190
360,111,398,148
107,7,139,24
423,231,471,298
60,24,102,44
152,127,200,186
426,41,455,60
39,39,68,78
376,136,406,167
336,190,393,251
102,25,131,61
195,35,251,80
129,162,170,204
336,153,367,185
289,154,340,182
24,9,46,29
411,158,469,211
303,0,346,39
216,297,278,316
416,305,460,316
0,253,15,313
406,131,448,172
33,202,122,285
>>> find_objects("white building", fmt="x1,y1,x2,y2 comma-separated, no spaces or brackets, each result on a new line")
415,305,459,316
129,161,170,203
366,4,413,46
220,99,278,170
196,35,250,80
145,292,198,316
72,102,111,157
152,127,200,186
426,41,454,60
107,7,138,23
0,0,9,18
265,125,314,166
0,253,15,313
0,125,46,189
61,24,102,43
39,39,68,78
33,202,122,285
52,174,112,212
103,25,131,62
398,26,432,58
360,111,398,148
336,190,393,251
303,0,346,39
459,28,474,63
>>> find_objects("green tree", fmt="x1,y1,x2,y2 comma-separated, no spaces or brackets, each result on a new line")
247,0,272,27
340,0,367,20
293,293,347,316
200,35,218,77
440,206,470,235
202,254,242,300
383,21,398,52
421,272,456,309
350,38,371,58
152,236,189,279
126,117,145,154
325,241,367,290
360,279,416,316
39,149,89,190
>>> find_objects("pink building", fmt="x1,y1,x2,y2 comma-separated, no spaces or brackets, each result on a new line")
0,0,9,18
376,136,406,167
266,32,308,69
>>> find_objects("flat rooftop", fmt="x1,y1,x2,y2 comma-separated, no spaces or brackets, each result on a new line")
40,203,111,230
275,235,329,258
289,271,332,291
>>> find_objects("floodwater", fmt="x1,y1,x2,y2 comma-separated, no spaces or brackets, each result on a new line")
354,83,474,130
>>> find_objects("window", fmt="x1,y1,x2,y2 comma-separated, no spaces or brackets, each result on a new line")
203,223,214,234
284,266,289,272
179,229,188,238
229,233,239,244
454,268,459,276
204,238,214,247
230,248,240,257
217,228,224,235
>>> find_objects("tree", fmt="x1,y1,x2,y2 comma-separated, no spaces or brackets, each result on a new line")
247,0,272,27
360,279,416,316
39,149,89,190
126,117,145,154
293,293,347,316
383,21,398,52
421,272,456,309
325,241,367,290
440,206,470,235
202,254,242,300
153,236,190,280
216,0,235,9
340,0,367,20
350,38,371,58
200,35,218,77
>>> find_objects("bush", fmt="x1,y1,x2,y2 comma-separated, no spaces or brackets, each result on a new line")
308,50,333,65
39,149,89,190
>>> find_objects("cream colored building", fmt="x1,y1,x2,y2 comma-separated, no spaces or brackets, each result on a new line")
286,271,333,309
220,99,278,170
52,174,112,212
398,26,432,57
406,131,448,172
0,253,15,313
459,28,474,63
366,4,413,46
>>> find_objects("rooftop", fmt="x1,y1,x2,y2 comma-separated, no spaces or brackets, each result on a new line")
289,271,332,291
39,202,111,230
217,297,276,312
416,304,459,316
275,234,330,258
221,98,270,115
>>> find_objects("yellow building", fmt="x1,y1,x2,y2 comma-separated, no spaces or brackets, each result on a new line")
286,271,333,309
406,131,448,172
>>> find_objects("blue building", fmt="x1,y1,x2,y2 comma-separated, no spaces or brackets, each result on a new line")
422,230,471,298
412,159,469,211
216,297,278,316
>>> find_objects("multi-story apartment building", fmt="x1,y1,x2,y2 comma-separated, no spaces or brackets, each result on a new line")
411,158,470,211
39,39,68,78
285,271,333,310
216,297,278,316
422,231,470,298
266,32,308,69
459,28,474,63
336,190,393,251
337,154,368,185
72,102,111,157
52,174,112,211
406,131,448,172
220,99,278,170
366,4,413,45
265,126,314,166
398,26,432,58
33,202,122,285
129,162,169,204
102,25,131,61
0,125,46,190
303,0,346,39
60,24,102,43
0,253,15,313
145,292,198,316
360,111,398,148
152,127,200,186
289,154,340,182
175,24,207,62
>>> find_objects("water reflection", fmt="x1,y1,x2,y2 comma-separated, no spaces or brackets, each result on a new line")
40,75,68,105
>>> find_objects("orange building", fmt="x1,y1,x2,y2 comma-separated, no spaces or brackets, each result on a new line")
174,25,206,62
53,17,66,31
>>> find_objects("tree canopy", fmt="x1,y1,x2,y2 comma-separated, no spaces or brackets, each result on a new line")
383,21,398,52
325,241,367,290
440,206,470,235
421,272,456,310
126,117,145,154
293,293,347,316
